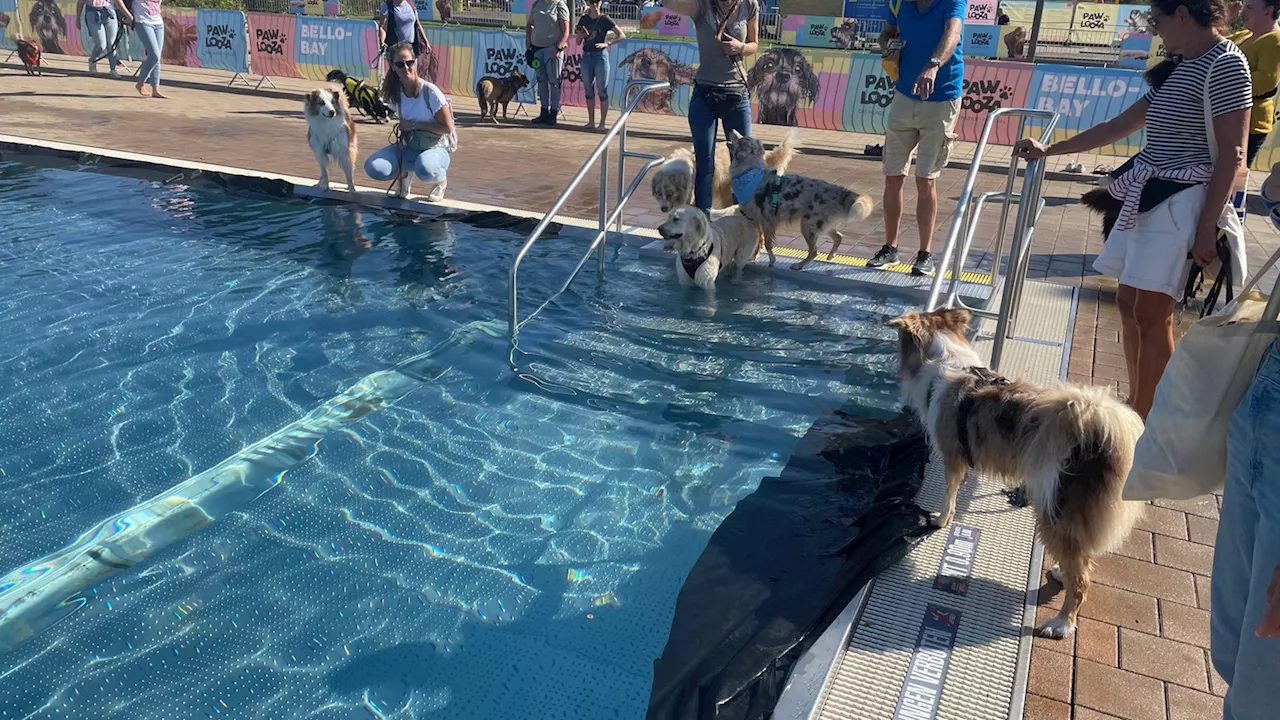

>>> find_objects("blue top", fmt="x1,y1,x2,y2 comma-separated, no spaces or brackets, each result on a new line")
891,0,965,102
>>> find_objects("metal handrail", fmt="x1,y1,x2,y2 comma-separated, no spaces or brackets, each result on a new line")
508,80,670,341
924,108,1059,370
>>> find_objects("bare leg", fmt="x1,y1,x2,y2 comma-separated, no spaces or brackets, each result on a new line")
915,176,938,254
1116,285,1140,405
1130,288,1176,419
884,174,905,249
585,98,596,129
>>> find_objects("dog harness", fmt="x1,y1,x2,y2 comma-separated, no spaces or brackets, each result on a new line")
956,366,1011,467
730,168,784,214
681,243,714,279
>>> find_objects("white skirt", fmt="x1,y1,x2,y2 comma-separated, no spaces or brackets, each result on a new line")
1092,184,1246,299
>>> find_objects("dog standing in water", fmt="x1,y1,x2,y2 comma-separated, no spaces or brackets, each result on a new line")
303,88,358,194
889,308,1145,639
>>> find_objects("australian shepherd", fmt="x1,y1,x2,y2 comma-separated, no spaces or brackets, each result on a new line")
650,132,798,214
890,308,1145,639
303,88,357,194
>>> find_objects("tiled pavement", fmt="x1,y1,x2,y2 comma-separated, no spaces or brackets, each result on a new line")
5,56,1278,720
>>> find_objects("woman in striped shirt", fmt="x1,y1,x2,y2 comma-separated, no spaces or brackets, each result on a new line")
1015,0,1252,419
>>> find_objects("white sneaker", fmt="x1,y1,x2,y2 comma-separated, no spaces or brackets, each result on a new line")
426,180,446,202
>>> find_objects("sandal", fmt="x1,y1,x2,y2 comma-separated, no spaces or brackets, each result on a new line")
1092,164,1114,175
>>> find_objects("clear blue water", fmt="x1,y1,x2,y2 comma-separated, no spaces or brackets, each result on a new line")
0,161,907,719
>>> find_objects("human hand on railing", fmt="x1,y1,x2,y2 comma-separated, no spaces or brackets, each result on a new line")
1013,138,1050,160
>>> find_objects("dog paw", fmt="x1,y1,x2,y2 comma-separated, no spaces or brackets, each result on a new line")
1034,617,1076,639
1046,565,1063,584
790,261,810,271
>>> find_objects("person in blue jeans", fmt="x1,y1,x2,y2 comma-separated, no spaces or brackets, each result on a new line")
78,0,133,77
661,0,759,213
1213,167,1280,720
526,0,570,126
132,0,166,98
365,42,457,201
575,0,625,131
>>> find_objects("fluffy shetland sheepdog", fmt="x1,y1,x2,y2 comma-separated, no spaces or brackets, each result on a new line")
303,88,357,194
889,308,1145,639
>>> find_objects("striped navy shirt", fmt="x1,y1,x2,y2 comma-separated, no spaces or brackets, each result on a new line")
1139,40,1253,170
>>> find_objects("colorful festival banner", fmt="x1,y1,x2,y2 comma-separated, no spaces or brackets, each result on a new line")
247,11,300,79
18,0,86,57
1026,63,1148,154
423,24,471,96
956,60,1034,144
471,30,538,106
1116,4,1150,39
1069,2,1118,45
656,9,695,38
1116,32,1153,70
413,0,435,23
963,24,999,58
162,8,202,69
779,48,852,131
0,0,16,51
294,16,376,82
612,38,699,116
844,0,890,22
843,52,895,135
965,0,998,25
196,9,248,74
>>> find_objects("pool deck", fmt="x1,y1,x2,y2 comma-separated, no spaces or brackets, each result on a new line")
5,55,1277,720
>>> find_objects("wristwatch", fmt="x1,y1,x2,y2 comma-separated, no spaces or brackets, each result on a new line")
926,57,942,69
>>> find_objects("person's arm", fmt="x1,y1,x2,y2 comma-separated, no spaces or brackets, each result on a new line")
1251,38,1280,105
879,22,898,53
719,6,758,58
1016,98,1148,158
403,85,454,135
660,0,698,18
1193,106,1248,265
608,20,626,46
377,4,387,46
416,19,431,54
555,3,570,51
114,0,134,24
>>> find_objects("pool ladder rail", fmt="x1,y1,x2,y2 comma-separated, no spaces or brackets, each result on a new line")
508,79,671,343
925,107,1060,371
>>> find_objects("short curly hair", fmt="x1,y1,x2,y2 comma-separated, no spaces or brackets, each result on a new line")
1149,0,1229,28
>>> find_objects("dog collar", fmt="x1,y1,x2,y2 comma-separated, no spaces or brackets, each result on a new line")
681,244,713,278
731,167,765,206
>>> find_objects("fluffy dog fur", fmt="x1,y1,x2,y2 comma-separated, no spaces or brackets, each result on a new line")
657,205,761,288
475,71,530,124
748,48,819,127
890,308,1145,639
1079,59,1179,241
304,88,358,194
727,129,873,270
618,48,696,114
27,0,64,54
650,132,797,213
328,69,393,123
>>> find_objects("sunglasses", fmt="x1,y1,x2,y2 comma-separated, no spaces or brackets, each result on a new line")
394,59,416,69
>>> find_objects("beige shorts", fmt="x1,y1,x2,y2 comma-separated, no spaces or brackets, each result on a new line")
883,94,961,179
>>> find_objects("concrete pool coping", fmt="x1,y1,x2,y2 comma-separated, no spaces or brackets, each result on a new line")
0,133,1071,720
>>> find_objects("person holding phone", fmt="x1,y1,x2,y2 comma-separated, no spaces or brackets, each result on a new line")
660,0,759,213
576,0,626,130
527,0,571,126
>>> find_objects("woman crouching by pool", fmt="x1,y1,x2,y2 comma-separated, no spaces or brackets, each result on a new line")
365,41,457,201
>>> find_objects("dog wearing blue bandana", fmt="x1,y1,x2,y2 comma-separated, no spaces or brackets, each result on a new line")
727,129,875,270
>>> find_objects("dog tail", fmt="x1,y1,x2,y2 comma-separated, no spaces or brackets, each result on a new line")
1081,187,1121,241
1023,387,1146,555
764,130,799,175
844,191,874,222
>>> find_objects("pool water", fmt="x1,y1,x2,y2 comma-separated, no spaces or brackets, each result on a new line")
0,161,907,719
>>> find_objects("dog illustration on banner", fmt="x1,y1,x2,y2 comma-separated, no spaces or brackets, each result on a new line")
163,14,199,65
748,48,819,127
28,0,66,54
829,20,859,50
618,47,695,114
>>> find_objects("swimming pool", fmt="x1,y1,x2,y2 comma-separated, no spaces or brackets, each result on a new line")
0,160,909,719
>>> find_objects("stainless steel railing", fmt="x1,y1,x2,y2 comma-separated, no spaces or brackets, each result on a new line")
507,79,669,342
925,108,1059,371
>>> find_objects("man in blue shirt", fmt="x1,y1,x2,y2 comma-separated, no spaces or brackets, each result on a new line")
867,0,965,277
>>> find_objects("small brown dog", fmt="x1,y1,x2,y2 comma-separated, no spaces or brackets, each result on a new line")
476,71,530,124
16,38,42,76
889,308,1145,639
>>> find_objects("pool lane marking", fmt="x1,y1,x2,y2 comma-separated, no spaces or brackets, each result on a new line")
0,320,503,655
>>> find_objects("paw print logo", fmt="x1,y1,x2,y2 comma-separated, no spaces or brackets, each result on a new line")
998,88,1012,100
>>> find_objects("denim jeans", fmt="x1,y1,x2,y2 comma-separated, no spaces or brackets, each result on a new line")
580,50,608,102
1212,339,1280,720
85,5,119,74
364,144,451,186
688,83,752,212
136,22,164,88
533,46,563,111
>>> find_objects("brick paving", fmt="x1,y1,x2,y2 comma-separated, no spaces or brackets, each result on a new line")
5,56,1280,720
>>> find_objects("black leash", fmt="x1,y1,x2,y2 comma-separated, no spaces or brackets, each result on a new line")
87,11,127,64
1181,235,1235,320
